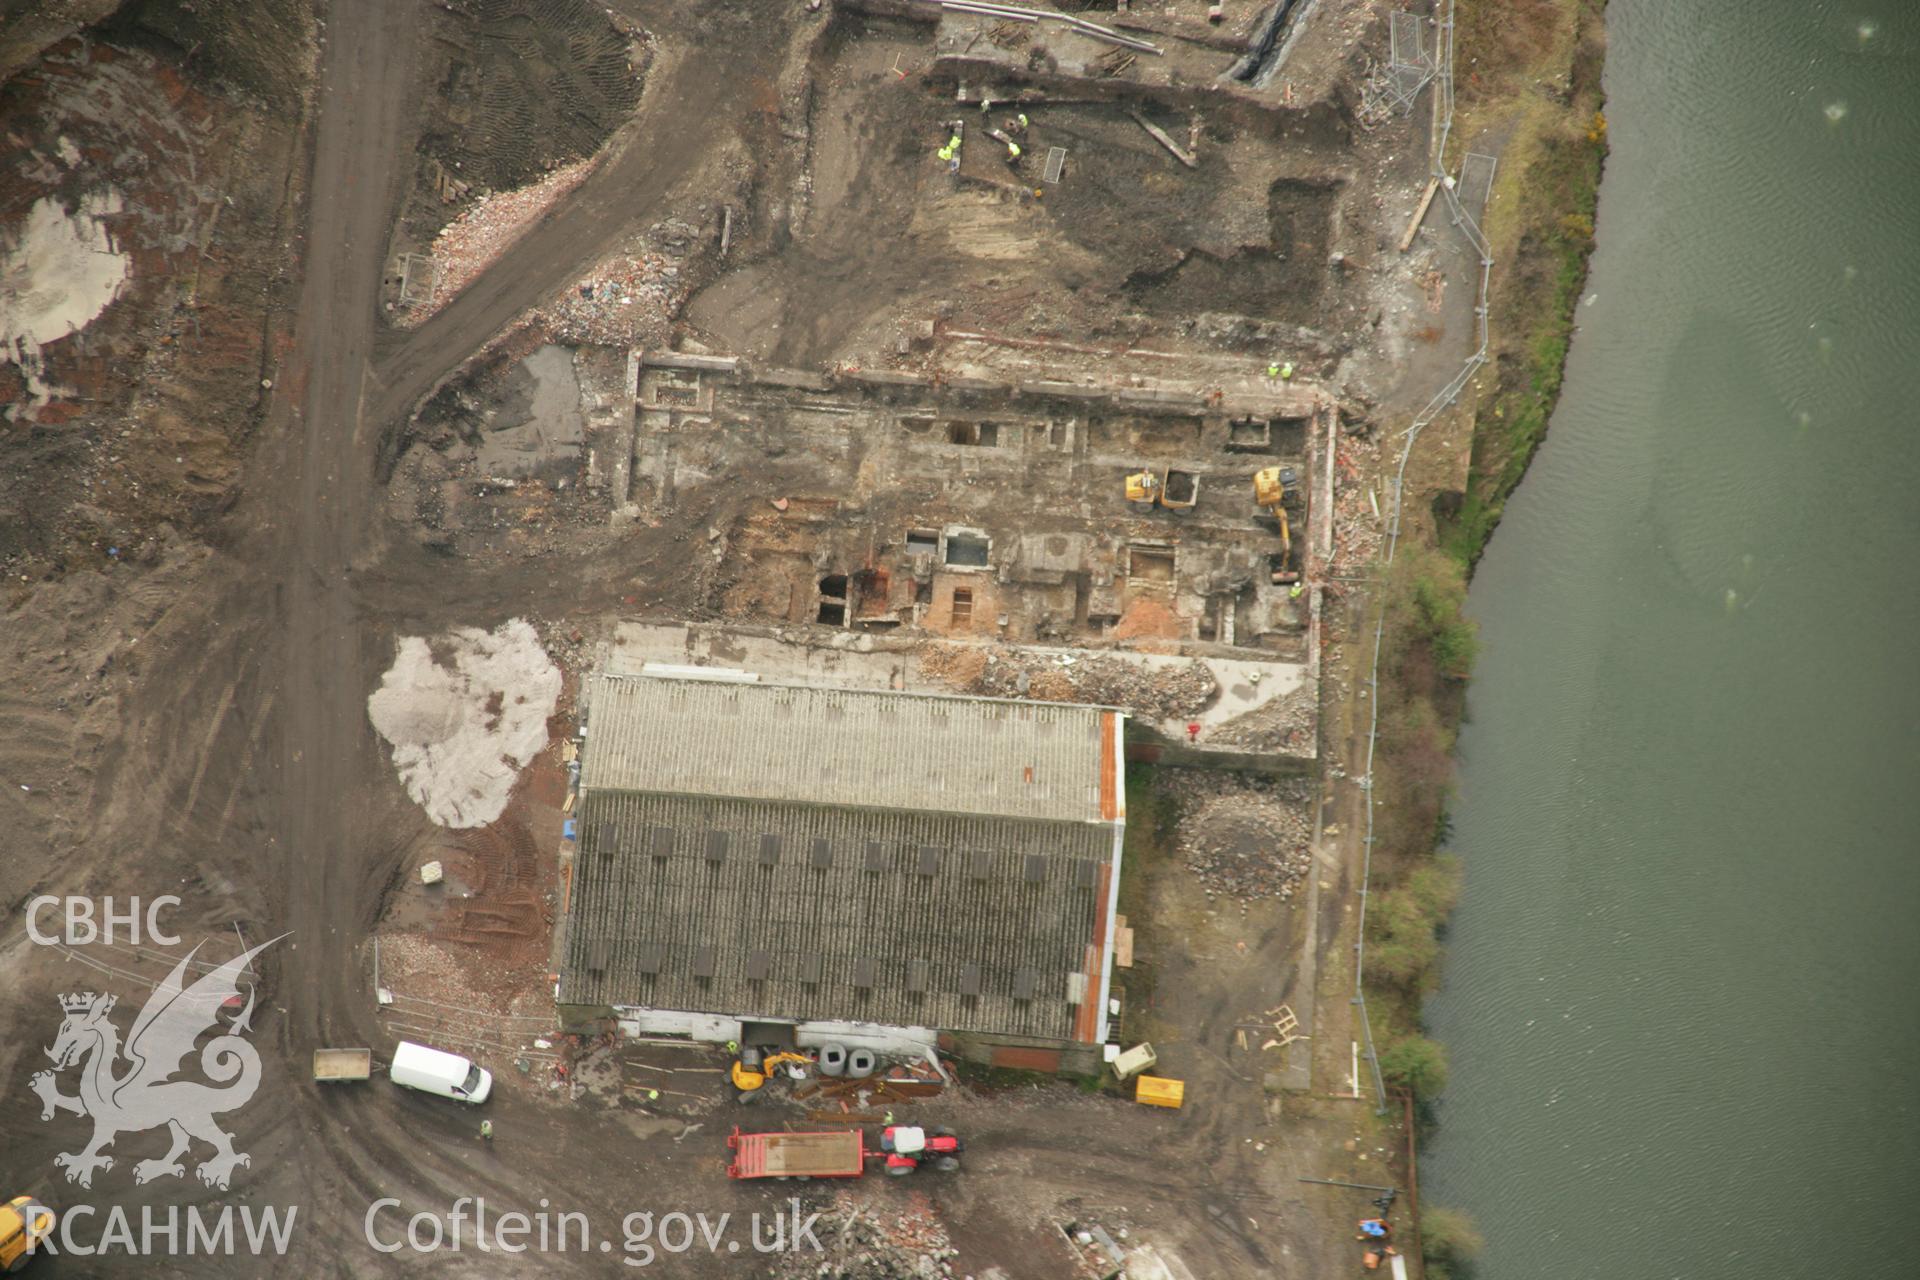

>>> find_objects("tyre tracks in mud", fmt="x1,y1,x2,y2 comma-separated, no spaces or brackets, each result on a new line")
198,2,804,1268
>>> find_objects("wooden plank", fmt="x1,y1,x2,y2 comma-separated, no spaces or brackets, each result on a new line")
1399,178,1440,252
1115,924,1135,968
622,1082,705,1101
815,1077,944,1100
1128,111,1197,168
873,1079,944,1098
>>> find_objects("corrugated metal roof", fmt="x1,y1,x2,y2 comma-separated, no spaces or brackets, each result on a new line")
562,790,1111,1040
581,673,1108,824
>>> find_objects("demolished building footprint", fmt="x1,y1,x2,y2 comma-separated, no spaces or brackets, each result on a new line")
367,619,561,828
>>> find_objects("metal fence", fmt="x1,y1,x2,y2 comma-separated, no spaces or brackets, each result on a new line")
1361,9,1439,124
1351,0,1494,1114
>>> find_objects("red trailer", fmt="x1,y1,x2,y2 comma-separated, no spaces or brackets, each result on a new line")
726,1126,868,1180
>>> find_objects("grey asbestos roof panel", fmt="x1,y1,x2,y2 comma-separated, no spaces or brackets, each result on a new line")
561,790,1111,1040
581,673,1110,824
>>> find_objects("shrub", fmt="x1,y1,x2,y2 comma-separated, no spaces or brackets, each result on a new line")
1366,857,1460,990
1379,1034,1449,1096
1406,856,1463,918
1422,1205,1485,1269
1379,698,1456,847
1388,545,1481,681
1367,889,1441,987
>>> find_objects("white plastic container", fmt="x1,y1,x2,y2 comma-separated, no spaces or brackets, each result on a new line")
1111,1042,1157,1081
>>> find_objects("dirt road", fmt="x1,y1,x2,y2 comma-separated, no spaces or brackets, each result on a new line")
269,0,417,1045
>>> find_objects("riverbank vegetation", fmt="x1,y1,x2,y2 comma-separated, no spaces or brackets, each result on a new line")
1421,1204,1487,1280
1365,0,1608,1101
1365,545,1473,1099
1354,1,1611,1259
1439,1,1611,566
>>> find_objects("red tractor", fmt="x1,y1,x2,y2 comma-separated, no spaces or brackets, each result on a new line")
879,1125,963,1176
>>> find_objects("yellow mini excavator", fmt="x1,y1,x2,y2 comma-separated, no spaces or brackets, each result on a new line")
731,1048,813,1094
1253,465,1300,567
1125,469,1162,505
1126,468,1199,511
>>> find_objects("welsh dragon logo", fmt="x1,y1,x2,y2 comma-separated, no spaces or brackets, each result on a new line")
30,936,280,1190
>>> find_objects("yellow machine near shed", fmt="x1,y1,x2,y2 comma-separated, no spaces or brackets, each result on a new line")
1135,1075,1186,1108
1,1196,55,1272
731,1049,813,1095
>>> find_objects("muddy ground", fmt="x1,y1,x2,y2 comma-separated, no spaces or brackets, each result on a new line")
0,0,1457,1275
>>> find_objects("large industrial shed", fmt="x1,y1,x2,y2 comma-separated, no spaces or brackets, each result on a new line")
558,670,1127,1071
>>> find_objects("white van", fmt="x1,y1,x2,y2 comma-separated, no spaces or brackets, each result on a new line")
389,1040,492,1104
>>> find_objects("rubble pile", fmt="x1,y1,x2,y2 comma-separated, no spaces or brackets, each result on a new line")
536,219,702,347
1068,657,1217,719
779,1189,958,1279
1330,430,1385,576
1166,771,1315,900
371,932,555,1068
1207,680,1318,756
401,157,600,325
524,615,594,684
938,648,1220,721
916,644,991,686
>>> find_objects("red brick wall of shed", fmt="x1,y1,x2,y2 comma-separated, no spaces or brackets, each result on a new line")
988,1045,1063,1072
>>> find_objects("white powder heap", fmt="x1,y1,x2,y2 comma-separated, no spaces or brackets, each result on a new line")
1,190,129,413
367,619,562,828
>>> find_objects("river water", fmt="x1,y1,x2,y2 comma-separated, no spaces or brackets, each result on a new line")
1421,3,1920,1276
